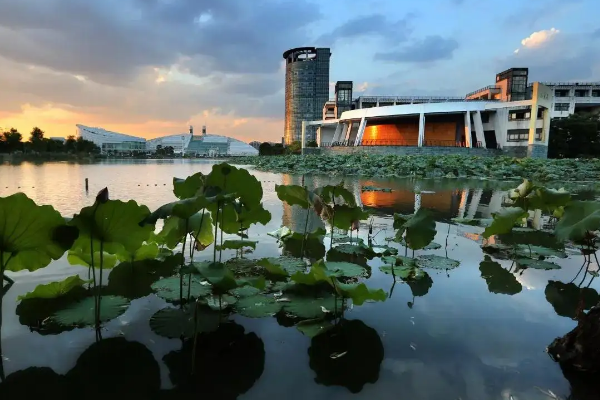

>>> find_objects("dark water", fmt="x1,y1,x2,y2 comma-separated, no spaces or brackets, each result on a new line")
0,159,597,399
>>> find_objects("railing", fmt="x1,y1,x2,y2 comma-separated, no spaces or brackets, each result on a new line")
360,140,418,146
322,140,485,148
466,85,500,98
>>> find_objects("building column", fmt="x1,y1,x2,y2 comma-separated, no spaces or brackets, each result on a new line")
464,112,472,148
301,121,306,154
473,111,486,148
466,189,483,219
354,117,367,146
528,106,538,145
332,123,343,144
542,108,551,145
457,189,469,219
418,112,425,147
344,121,353,144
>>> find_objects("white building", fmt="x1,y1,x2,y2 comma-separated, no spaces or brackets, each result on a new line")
530,82,600,119
306,83,553,158
75,124,258,156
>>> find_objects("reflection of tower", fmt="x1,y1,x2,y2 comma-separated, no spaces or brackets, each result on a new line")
283,47,331,144
280,174,325,233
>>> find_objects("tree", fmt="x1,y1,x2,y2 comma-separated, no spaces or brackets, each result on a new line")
259,142,272,156
306,140,318,148
29,127,46,152
65,135,77,153
548,114,600,158
164,146,175,156
44,138,65,153
2,128,23,153
286,141,302,155
75,136,100,154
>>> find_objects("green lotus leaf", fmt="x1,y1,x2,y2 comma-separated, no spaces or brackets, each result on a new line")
393,213,412,229
235,295,282,318
324,261,367,278
516,244,567,259
401,208,436,250
525,187,571,212
52,295,130,327
231,285,261,298
483,207,528,239
149,305,221,338
0,193,79,272
156,212,213,250
282,294,342,319
516,258,561,270
379,265,425,280
555,201,600,242
71,199,153,255
416,255,460,270
545,281,599,319
281,232,326,259
173,172,206,199
258,257,307,276
194,261,238,292
17,275,88,301
290,260,335,285
67,246,119,270
143,196,209,224
332,243,377,258
393,238,441,250
151,275,212,302
206,163,262,206
106,256,180,299
479,257,522,295
452,218,493,227
334,282,386,306
315,184,356,207
215,240,257,251
275,185,310,209
235,276,267,290
271,280,296,292
203,294,237,310
381,255,417,268
296,318,335,338
268,226,293,240
218,202,271,234
329,205,369,230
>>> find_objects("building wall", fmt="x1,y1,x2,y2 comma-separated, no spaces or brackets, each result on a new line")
361,118,419,145
319,146,502,157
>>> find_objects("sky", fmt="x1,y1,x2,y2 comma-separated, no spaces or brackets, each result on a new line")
0,0,598,143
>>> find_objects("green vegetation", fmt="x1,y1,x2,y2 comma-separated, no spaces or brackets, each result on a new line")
0,127,100,156
232,153,600,182
1,165,600,393
549,114,600,159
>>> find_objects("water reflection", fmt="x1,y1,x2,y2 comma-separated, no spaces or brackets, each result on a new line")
479,256,522,295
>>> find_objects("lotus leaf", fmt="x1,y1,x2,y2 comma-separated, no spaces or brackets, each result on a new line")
315,184,356,207
275,185,310,209
416,255,460,270
268,226,293,240
258,257,307,276
381,255,417,267
71,199,152,255
52,295,130,327
149,306,221,338
324,261,367,278
206,163,262,207
0,193,79,272
151,275,212,302
215,240,257,251
173,172,205,199
555,200,600,242
332,243,376,258
329,205,369,230
399,208,436,250
107,256,180,299
235,295,282,318
483,207,528,239
334,282,387,305
204,294,237,310
194,261,238,292
17,275,88,301
516,258,561,270
406,272,433,297
296,318,334,338
67,246,119,270
379,265,425,280
142,196,208,224
282,294,343,318
231,285,261,298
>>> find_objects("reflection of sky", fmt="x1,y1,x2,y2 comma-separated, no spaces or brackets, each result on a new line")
0,162,597,399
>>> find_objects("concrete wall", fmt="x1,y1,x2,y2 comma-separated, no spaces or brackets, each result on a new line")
527,144,549,158
319,146,502,157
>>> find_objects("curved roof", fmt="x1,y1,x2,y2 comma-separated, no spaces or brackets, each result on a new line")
282,46,316,59
77,124,145,142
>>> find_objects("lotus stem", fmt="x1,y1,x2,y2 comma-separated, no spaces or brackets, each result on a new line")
180,219,189,308
219,175,227,263
301,206,310,257
213,202,219,264
0,252,4,382
330,188,336,251
96,240,104,336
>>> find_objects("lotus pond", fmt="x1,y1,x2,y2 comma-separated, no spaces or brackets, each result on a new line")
0,159,599,400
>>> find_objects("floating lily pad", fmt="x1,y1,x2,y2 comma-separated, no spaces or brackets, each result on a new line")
203,294,237,310
416,255,460,270
52,295,130,327
332,244,376,258
381,255,416,267
296,319,335,338
235,295,282,318
334,282,387,306
395,238,441,250
231,285,262,298
149,306,221,338
516,258,561,270
106,256,179,299
325,262,367,278
258,257,307,276
224,258,260,276
379,265,425,280
17,275,88,301
151,275,212,302
283,294,342,319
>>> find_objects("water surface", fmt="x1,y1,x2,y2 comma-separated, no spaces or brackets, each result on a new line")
0,159,596,399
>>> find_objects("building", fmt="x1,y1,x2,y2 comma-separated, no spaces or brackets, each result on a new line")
334,81,353,118
529,82,600,119
283,47,331,145
75,124,258,156
306,82,552,158
249,141,261,150
354,95,467,109
466,68,529,101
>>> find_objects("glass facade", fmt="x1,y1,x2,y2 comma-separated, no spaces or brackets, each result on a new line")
283,47,331,144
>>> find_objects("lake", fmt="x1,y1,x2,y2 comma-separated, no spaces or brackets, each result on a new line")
0,159,596,399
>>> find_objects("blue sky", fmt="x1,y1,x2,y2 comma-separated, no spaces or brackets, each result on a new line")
0,0,598,142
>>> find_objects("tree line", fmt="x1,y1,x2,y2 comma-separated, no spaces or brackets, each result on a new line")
548,114,600,158
0,127,100,154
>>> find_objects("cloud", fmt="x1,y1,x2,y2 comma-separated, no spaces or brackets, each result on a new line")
500,29,600,82
373,35,459,63
316,14,414,45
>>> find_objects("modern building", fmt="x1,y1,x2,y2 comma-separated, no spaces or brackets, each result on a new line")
529,82,600,119
354,95,467,109
335,81,353,118
307,82,552,158
283,47,331,145
75,124,258,156
466,68,529,101
249,141,261,150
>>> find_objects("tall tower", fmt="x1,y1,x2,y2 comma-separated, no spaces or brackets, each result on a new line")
283,47,331,145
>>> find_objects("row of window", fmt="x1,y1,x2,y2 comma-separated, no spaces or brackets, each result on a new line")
554,103,570,111
506,129,542,142
555,89,600,97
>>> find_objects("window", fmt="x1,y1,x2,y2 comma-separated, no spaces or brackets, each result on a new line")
535,128,543,140
509,111,529,120
555,89,569,97
481,113,490,123
592,90,600,97
554,103,570,111
575,90,589,97
507,129,529,142
537,108,544,118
